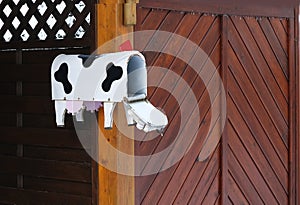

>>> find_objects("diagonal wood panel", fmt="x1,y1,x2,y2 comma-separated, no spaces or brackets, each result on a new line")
228,17,289,168
227,16,289,205
136,6,292,205
229,46,288,184
135,8,222,205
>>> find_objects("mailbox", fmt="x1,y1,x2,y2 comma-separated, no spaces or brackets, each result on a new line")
51,51,168,134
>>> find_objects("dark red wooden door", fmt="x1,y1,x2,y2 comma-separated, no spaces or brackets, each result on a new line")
225,15,290,204
134,1,297,204
134,10,223,204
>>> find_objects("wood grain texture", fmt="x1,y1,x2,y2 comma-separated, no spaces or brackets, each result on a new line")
0,1,96,204
135,5,295,205
96,2,135,205
138,0,295,18
135,8,222,205
227,16,289,205
295,6,300,205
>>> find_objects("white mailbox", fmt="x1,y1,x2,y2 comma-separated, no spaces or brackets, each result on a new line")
51,51,168,134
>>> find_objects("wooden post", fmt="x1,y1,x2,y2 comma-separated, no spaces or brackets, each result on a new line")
96,1,135,204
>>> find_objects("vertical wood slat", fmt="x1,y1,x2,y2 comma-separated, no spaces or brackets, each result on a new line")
296,6,300,205
289,10,297,205
96,1,135,205
221,15,229,205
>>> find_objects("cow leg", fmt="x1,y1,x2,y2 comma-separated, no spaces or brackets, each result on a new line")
123,103,135,126
103,102,117,129
55,101,66,127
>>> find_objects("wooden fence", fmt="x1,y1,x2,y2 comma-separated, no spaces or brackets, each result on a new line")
0,0,97,204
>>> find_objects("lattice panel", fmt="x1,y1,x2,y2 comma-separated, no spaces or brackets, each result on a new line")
0,0,91,43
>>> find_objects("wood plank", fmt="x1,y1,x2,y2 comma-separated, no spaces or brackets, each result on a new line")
0,155,91,183
23,146,91,163
135,9,168,35
139,15,220,154
227,118,280,204
221,15,229,205
227,173,250,205
269,18,289,56
228,20,289,149
228,145,264,204
259,18,289,74
245,17,288,97
228,45,289,173
288,15,297,205
281,18,288,34
230,16,289,121
0,83,16,95
145,16,216,116
22,113,57,129
0,127,86,148
0,174,17,188
147,14,216,98
22,83,50,96
228,71,288,193
228,104,288,201
0,38,91,50
0,64,49,82
214,195,221,205
295,6,300,205
0,144,17,156
135,14,219,203
22,113,78,129
0,113,16,127
136,7,151,27
172,145,221,205
145,12,202,95
229,17,288,133
96,2,135,205
0,96,53,114
138,0,294,18
190,169,220,205
136,83,217,203
23,176,91,196
0,187,91,205
142,11,185,66
21,48,91,64
0,51,16,63
141,78,221,203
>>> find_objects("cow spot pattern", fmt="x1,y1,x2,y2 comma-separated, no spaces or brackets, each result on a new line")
102,63,123,92
54,63,73,94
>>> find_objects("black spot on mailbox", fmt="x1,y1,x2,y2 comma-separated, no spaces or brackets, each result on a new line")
54,63,73,94
102,63,123,92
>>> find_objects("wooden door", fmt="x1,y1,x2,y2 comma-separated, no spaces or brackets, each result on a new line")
225,15,291,204
134,1,298,204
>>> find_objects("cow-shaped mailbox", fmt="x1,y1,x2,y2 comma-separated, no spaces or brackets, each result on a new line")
51,50,168,134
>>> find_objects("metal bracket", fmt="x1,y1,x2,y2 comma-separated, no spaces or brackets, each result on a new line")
124,0,139,25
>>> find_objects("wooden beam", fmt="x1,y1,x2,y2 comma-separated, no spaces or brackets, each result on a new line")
96,1,135,205
138,0,294,18
294,5,300,205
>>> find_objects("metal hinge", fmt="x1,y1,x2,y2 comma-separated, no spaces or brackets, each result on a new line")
124,0,139,25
